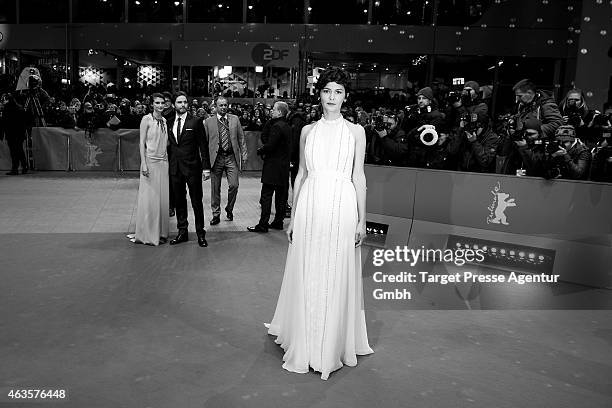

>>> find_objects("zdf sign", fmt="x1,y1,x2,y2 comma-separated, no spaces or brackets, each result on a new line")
252,43,291,66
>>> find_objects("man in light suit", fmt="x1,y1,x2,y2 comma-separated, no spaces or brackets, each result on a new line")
203,96,248,225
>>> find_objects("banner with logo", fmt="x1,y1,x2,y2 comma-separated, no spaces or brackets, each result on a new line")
172,41,298,68
31,127,69,170
70,129,119,171
412,170,612,235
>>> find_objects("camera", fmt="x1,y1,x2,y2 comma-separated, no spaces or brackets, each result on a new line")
460,112,480,133
545,140,564,155
404,104,420,121
447,91,461,104
372,115,384,131
505,117,528,142
419,125,438,146
565,106,583,128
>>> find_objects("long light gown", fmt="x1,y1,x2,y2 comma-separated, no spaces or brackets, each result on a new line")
133,114,169,246
266,116,374,380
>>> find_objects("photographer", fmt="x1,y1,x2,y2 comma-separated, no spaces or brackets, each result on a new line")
376,113,408,166
513,79,563,141
401,87,446,168
447,112,499,173
498,117,547,177
559,89,602,146
18,70,50,128
443,90,468,131
589,107,612,182
546,125,591,180
462,81,489,119
497,79,563,175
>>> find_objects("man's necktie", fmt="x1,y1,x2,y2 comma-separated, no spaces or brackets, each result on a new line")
220,116,230,152
176,116,182,140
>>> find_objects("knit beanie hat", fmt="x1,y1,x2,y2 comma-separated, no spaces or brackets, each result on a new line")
417,87,434,101
464,81,480,93
555,125,577,142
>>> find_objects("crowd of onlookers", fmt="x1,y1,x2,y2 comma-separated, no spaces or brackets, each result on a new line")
2,76,611,182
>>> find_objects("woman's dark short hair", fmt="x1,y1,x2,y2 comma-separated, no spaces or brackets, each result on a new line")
150,92,165,102
315,67,351,93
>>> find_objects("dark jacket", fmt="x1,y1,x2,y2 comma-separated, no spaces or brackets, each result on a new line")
0,100,27,142
555,141,592,180
515,90,563,140
448,125,499,173
287,111,306,165
379,126,408,165
590,145,612,182
515,142,547,177
167,112,211,176
258,116,292,186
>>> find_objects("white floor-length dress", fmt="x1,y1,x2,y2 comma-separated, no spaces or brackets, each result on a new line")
266,116,373,380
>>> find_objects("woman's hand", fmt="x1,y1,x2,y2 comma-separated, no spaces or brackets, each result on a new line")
140,162,149,178
286,222,294,244
355,221,366,247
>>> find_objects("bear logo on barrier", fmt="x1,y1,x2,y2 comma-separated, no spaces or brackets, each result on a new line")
85,140,103,167
487,181,516,225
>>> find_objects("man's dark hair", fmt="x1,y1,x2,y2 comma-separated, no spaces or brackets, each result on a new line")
172,91,188,103
162,91,172,101
315,66,351,93
512,79,536,93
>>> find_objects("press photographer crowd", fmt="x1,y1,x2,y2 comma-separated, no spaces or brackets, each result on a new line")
1,71,611,182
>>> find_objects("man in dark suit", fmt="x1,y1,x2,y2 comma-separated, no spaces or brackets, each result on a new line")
202,96,248,225
167,91,211,247
248,101,292,233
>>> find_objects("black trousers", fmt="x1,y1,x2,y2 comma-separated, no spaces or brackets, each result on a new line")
290,162,298,188
7,138,27,171
171,171,205,235
169,178,175,210
258,182,288,227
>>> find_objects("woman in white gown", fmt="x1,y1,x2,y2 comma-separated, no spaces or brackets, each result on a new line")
266,67,374,380
127,93,169,246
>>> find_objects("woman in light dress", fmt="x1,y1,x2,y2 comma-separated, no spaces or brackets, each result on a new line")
266,67,374,380
128,93,169,246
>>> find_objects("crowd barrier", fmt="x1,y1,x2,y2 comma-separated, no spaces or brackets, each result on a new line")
0,127,265,171
364,165,612,289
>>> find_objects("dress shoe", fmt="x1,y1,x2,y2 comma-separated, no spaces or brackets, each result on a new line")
197,231,208,247
169,208,175,217
6,171,18,175
268,221,284,230
21,168,28,174
247,224,269,233
210,216,220,226
226,210,233,221
170,231,188,245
